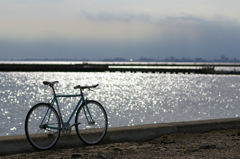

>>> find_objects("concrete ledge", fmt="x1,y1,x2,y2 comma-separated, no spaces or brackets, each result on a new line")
1,117,240,156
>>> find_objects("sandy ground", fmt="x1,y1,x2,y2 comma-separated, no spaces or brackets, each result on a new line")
1,129,240,159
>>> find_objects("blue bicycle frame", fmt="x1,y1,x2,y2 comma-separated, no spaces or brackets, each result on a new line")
42,89,94,131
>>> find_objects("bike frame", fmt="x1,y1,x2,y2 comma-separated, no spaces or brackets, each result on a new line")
42,87,94,131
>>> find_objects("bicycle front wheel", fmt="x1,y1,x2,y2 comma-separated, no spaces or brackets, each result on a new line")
25,103,61,150
75,100,108,145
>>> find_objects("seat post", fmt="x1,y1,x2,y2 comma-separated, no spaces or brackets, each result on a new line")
50,85,57,97
44,81,64,127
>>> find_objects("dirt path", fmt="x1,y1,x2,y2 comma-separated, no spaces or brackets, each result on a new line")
2,129,240,159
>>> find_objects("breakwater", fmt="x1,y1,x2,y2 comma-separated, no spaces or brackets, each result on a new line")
0,63,239,74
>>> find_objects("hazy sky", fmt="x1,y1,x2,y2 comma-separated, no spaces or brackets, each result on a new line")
1,0,240,60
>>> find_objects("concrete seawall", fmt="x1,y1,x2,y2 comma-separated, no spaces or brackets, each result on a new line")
1,117,240,156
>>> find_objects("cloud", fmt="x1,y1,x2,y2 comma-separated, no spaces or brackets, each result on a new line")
79,10,151,22
1,16,240,60
166,15,205,22
1,1,240,60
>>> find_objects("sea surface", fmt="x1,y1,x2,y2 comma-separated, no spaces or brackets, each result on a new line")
0,63,240,136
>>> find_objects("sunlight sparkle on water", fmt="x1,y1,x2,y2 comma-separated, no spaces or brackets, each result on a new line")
0,72,240,136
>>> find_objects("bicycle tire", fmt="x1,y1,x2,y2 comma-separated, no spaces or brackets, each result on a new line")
75,100,108,145
25,103,61,150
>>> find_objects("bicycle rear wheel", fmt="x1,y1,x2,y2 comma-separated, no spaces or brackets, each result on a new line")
25,103,61,150
75,100,108,145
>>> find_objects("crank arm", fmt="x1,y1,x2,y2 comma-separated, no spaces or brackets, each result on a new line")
71,123,81,128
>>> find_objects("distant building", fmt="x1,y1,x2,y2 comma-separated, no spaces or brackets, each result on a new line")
195,58,206,62
138,57,155,61
114,58,127,61
103,58,126,61
214,55,229,62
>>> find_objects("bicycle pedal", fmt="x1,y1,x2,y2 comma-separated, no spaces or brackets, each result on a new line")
71,123,81,127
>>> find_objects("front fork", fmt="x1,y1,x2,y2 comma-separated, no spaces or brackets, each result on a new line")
83,100,95,125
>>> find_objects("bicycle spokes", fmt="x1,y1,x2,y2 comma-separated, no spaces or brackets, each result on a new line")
25,103,61,150
75,101,108,145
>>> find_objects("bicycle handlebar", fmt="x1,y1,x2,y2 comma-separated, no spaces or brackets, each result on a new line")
43,81,99,90
74,84,99,90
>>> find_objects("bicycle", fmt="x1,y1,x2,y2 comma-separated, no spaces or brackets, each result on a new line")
25,81,108,150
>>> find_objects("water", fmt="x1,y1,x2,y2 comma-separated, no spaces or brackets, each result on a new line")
0,71,240,137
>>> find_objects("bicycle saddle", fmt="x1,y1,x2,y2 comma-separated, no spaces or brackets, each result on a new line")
43,81,59,87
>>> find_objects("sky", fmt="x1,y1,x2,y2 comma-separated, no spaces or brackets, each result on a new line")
0,0,240,61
